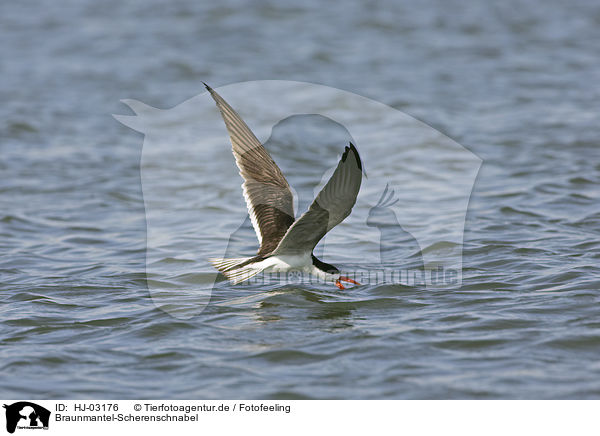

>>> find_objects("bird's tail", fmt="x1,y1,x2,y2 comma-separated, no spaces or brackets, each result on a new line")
208,257,263,285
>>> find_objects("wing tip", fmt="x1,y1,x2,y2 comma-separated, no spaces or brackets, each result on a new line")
204,82,219,100
343,141,363,171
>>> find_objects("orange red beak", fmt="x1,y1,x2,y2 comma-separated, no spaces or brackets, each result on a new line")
335,276,361,290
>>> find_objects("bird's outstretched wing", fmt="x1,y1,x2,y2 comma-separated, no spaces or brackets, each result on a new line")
205,83,295,256
272,143,363,255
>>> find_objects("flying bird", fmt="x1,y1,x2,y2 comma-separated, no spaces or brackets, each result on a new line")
205,83,363,289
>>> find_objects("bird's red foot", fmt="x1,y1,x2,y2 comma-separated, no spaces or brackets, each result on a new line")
336,276,360,290
340,276,360,285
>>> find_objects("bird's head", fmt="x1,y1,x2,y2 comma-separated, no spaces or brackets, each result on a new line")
311,255,360,290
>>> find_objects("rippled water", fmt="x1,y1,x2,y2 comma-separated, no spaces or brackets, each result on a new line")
2,0,600,399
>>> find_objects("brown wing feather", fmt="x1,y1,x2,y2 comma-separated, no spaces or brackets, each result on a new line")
205,84,295,255
273,143,363,255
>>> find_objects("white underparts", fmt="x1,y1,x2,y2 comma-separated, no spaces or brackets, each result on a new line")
209,253,338,285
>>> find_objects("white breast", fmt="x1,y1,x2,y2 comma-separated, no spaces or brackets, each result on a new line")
260,253,312,273
255,253,338,283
